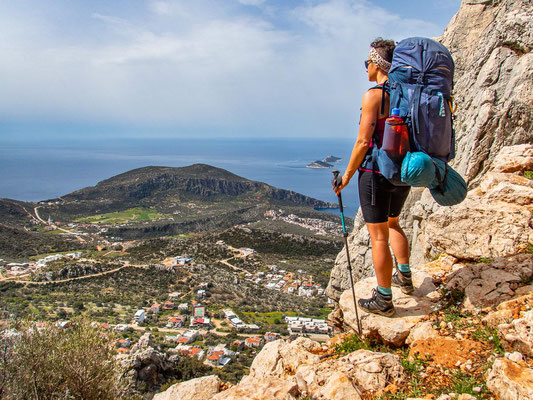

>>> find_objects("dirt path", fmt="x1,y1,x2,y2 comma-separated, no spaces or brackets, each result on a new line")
34,206,47,223
219,258,250,275
34,206,87,242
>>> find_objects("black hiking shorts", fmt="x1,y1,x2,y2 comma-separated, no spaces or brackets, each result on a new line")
358,170,411,223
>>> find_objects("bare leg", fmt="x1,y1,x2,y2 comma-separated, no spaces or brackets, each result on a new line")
366,222,393,287
388,216,410,265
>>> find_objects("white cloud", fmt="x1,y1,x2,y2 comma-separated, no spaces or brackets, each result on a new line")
0,0,447,137
237,0,268,6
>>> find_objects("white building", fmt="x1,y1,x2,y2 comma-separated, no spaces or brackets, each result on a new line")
229,317,243,326
298,287,313,297
114,324,131,332
134,309,146,323
239,248,256,257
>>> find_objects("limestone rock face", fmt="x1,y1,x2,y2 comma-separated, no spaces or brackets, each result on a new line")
444,254,533,309
211,377,299,400
201,336,405,400
483,291,533,326
121,332,179,394
153,375,221,400
490,144,533,174
295,349,405,398
248,337,321,380
339,270,440,346
486,359,533,400
440,0,533,183
312,371,362,400
498,310,533,357
426,145,533,260
416,254,460,280
405,321,440,345
131,332,153,353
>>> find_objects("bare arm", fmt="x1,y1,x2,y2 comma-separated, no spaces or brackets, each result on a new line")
334,90,381,194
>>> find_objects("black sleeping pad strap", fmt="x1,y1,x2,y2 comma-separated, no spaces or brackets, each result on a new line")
381,85,386,116
433,160,449,194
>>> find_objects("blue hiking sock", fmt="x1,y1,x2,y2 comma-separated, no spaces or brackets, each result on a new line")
398,263,411,273
377,286,392,296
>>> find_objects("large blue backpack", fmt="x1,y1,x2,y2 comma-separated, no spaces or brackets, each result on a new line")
390,37,455,160
375,37,456,187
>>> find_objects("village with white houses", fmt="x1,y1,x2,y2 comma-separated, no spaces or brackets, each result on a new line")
34,298,331,371
0,217,334,372
0,252,83,277
264,209,341,236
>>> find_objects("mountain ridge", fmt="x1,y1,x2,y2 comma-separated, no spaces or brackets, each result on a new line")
59,164,333,209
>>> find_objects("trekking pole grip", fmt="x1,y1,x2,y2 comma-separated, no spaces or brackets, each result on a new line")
332,171,344,212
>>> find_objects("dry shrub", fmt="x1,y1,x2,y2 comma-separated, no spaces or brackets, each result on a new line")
0,318,119,400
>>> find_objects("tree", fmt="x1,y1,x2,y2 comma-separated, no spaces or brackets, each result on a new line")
73,300,85,312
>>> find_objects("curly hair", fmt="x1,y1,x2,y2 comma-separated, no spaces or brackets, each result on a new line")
370,38,396,63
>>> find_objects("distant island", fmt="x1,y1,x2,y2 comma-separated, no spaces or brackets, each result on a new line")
322,155,341,163
307,161,334,169
306,155,341,169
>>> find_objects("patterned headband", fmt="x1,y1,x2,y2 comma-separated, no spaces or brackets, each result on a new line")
369,47,392,73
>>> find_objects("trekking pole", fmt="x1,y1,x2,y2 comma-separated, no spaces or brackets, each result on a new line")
332,170,362,336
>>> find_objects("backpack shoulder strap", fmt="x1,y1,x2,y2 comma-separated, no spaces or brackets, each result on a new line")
368,81,390,116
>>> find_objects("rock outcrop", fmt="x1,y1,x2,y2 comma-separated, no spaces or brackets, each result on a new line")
338,270,440,346
153,375,222,400
153,338,406,400
484,291,533,357
121,332,180,394
425,145,533,261
444,253,533,310
329,143,533,330
486,359,533,400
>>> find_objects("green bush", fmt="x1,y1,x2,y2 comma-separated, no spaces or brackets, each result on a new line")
0,318,120,399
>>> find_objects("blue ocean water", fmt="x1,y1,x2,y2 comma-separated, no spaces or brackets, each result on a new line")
0,137,360,220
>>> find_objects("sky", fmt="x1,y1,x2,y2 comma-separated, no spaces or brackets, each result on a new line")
0,0,461,140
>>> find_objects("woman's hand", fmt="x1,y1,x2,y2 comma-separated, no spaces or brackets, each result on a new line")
333,175,350,196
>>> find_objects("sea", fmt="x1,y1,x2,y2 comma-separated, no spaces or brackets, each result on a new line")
0,137,360,220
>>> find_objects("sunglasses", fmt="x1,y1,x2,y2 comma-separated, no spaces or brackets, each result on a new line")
364,59,372,69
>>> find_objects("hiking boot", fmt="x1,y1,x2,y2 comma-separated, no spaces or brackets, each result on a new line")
391,270,414,294
358,288,395,317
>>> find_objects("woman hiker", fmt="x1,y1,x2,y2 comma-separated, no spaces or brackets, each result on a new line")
333,38,413,317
